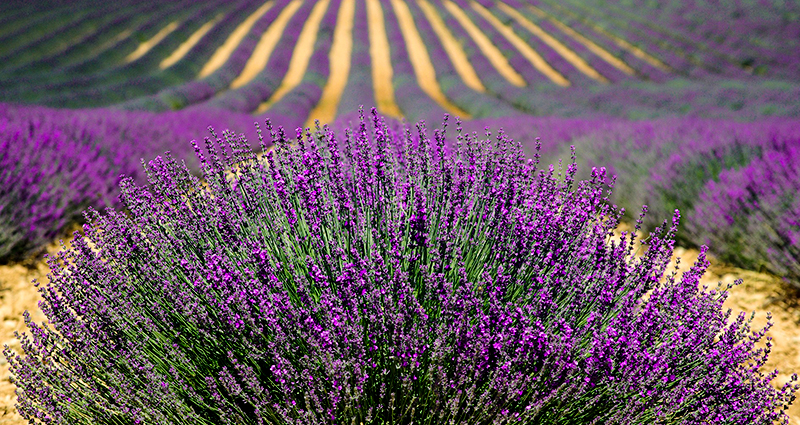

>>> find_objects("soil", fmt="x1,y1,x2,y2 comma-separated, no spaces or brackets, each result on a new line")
2,242,799,424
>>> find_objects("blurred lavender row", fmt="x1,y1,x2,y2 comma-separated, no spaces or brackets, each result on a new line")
0,102,264,263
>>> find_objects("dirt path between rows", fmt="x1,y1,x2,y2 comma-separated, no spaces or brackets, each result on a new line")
2,243,799,423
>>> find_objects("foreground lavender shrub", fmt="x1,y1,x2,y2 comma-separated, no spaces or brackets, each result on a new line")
6,111,797,424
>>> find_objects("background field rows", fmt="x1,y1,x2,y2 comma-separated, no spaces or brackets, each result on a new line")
1,0,762,126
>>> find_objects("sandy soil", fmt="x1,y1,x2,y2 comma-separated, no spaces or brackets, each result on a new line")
417,0,486,93
523,4,637,76
2,242,800,423
391,0,472,118
306,0,357,127
198,1,275,79
366,0,405,119
160,14,225,70
124,21,180,64
442,0,527,87
231,0,302,90
471,1,570,87
496,3,608,83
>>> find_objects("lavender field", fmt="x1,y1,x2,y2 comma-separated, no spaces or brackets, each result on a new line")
1,0,800,423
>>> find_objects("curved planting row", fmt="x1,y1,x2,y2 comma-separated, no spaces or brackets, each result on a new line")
3,0,234,107
0,102,260,264
574,0,800,81
535,116,800,285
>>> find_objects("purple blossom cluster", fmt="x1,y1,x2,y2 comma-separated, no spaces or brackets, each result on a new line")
0,102,261,263
6,110,796,424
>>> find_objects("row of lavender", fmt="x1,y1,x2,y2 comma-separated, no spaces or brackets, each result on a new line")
530,0,800,81
464,114,800,285
0,103,259,262
4,0,800,121
5,111,797,423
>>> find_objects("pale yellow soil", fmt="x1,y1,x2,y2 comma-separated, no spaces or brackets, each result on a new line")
442,0,527,87
470,1,569,87
416,0,486,93
230,0,302,90
198,1,275,79
496,2,608,83
124,21,180,64
390,0,471,118
306,0,357,127
160,13,224,69
256,0,332,113
366,0,404,119
1,237,67,425
524,4,637,76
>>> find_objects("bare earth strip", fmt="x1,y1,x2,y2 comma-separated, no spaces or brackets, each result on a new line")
256,0,332,113
230,0,303,90
523,4,637,76
124,21,180,64
469,1,570,87
544,1,672,73
416,0,485,93
197,1,274,79
306,0,357,127
496,2,608,83
390,0,472,118
442,0,526,87
160,13,224,69
366,0,404,119
3,241,800,423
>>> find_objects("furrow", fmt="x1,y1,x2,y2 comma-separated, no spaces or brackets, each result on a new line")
229,0,302,89
469,0,570,87
198,0,275,78
441,0,526,87
306,0,357,126
256,0,333,113
160,14,225,69
124,21,182,64
416,0,485,93
496,1,607,83
521,3,637,77
391,0,471,118
366,0,404,119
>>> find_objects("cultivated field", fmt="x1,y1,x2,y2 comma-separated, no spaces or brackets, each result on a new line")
2,0,799,423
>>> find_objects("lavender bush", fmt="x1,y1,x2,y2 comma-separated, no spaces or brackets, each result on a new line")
6,111,797,424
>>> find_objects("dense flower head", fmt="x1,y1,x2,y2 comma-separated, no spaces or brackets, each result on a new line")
5,110,797,424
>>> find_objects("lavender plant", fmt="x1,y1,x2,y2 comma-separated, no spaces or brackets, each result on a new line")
6,110,797,424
